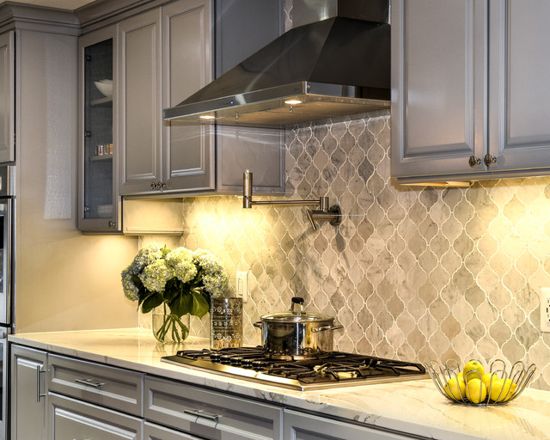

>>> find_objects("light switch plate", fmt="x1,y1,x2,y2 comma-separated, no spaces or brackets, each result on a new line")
236,270,249,303
540,288,550,333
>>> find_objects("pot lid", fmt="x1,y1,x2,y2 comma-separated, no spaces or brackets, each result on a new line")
260,297,334,323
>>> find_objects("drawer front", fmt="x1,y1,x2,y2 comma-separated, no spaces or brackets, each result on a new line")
284,410,418,440
145,376,282,440
144,422,200,440
48,354,143,416
49,393,142,440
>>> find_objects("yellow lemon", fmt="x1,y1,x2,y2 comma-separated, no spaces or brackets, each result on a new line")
489,378,517,402
466,378,487,404
463,359,485,381
443,376,466,400
482,372,499,389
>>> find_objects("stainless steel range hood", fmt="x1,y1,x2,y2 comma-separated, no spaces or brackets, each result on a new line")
163,0,390,128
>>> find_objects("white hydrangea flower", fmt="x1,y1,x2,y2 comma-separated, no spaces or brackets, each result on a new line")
139,259,173,293
165,247,197,283
121,267,139,301
130,244,163,275
193,249,229,297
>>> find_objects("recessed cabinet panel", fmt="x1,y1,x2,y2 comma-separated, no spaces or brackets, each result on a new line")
0,32,13,164
488,0,550,171
162,0,214,192
391,0,487,178
119,9,162,194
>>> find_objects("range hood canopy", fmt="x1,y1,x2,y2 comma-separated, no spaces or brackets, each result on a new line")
163,0,390,128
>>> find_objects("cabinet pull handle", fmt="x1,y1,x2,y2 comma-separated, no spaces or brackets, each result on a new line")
36,366,47,402
183,409,221,423
468,155,481,167
484,154,497,167
75,378,105,389
108,221,116,228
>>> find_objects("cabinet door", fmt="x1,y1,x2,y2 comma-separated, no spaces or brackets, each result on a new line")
283,410,417,440
391,0,488,179
161,0,215,193
48,393,142,440
0,31,14,163
10,345,47,440
488,0,550,171
78,26,121,232
118,9,162,195
144,422,201,440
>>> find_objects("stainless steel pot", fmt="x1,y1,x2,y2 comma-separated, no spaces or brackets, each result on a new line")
254,297,343,359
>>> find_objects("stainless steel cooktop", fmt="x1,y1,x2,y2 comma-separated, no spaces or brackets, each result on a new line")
162,347,428,391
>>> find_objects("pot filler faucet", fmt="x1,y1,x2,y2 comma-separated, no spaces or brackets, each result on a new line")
242,170,341,231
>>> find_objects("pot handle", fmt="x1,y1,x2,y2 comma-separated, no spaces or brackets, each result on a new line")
253,321,263,329
311,324,344,333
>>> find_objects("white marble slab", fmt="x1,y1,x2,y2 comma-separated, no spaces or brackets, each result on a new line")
9,328,550,440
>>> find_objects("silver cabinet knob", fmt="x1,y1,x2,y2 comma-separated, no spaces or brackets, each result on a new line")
484,154,497,167
468,155,482,167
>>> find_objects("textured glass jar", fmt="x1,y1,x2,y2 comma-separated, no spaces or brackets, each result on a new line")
210,297,243,349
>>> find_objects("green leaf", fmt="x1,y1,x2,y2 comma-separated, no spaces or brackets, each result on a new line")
141,293,163,314
169,293,192,317
190,290,210,318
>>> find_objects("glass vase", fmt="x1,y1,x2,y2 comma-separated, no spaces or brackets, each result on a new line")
152,305,190,344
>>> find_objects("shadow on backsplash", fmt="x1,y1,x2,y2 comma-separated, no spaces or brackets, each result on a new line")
170,111,550,391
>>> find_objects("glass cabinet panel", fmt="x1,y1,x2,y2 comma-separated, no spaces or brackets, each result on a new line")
79,29,119,232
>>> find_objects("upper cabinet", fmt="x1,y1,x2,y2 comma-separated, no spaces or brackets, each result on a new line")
391,0,488,180
0,31,15,164
488,0,550,172
78,26,120,232
392,0,550,183
117,0,284,197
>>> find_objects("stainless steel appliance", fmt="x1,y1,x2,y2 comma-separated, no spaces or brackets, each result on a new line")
163,0,391,128
0,165,14,440
162,348,427,391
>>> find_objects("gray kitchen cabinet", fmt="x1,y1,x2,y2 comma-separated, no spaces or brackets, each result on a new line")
144,376,283,439
78,25,121,232
283,410,418,440
48,393,142,440
487,0,550,172
11,345,48,440
47,353,144,417
144,422,201,440
0,31,14,164
161,0,215,193
118,8,163,195
391,0,488,180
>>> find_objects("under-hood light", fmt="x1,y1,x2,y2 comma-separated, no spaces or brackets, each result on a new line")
284,99,303,105
199,114,216,120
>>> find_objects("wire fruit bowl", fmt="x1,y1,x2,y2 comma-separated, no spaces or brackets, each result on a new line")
427,359,536,406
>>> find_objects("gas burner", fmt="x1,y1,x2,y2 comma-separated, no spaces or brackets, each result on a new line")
163,348,427,391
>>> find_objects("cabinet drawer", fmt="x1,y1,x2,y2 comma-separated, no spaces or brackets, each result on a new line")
47,354,143,416
145,376,282,440
49,393,142,440
144,422,199,440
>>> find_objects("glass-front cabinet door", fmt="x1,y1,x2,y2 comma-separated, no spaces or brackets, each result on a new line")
78,26,120,232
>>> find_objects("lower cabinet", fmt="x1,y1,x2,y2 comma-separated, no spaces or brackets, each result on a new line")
283,410,416,440
144,422,201,440
144,376,283,440
11,345,48,440
48,393,142,440
10,343,424,440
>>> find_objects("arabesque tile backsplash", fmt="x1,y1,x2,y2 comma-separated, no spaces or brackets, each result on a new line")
178,110,550,391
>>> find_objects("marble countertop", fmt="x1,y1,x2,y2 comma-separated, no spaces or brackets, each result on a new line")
9,328,550,440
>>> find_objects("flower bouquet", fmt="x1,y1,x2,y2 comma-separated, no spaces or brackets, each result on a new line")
121,245,228,343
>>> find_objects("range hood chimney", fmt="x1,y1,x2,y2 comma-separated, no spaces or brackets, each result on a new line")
163,0,390,128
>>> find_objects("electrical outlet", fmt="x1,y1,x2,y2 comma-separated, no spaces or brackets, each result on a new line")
236,271,249,303
540,288,550,333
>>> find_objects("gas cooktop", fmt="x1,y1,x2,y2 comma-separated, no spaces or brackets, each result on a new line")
162,347,428,391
